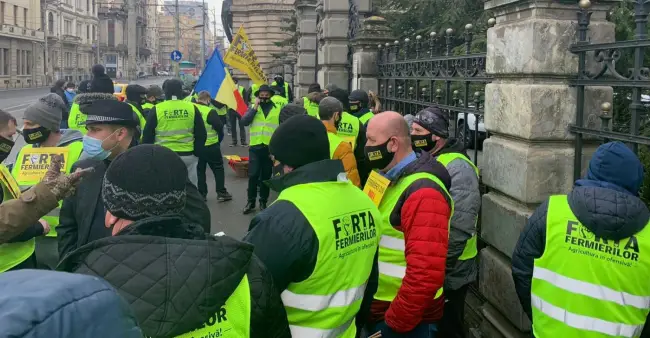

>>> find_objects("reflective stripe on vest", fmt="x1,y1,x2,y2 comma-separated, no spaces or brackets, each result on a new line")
67,103,87,135
174,275,251,338
194,103,220,146
436,152,479,261
0,164,35,272
249,105,280,146
303,97,320,118
11,142,84,237
359,112,374,125
531,195,650,338
276,179,380,338
271,81,290,100
337,112,360,149
154,100,196,152
375,172,453,302
126,103,147,131
327,132,344,159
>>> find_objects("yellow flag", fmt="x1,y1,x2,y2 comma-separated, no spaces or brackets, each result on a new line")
224,26,267,85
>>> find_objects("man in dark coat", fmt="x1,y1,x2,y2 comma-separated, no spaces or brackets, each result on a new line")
57,100,211,262
59,144,291,338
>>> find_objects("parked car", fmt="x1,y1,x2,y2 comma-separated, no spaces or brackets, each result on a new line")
113,83,127,102
456,110,487,149
158,71,169,76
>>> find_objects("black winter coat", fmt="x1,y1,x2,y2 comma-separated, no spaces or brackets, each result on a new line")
57,158,211,262
59,215,291,338
512,181,650,333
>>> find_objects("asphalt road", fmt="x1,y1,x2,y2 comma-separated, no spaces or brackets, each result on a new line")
1,77,258,240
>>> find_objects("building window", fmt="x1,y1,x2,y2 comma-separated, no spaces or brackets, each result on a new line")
23,8,26,27
86,25,89,40
107,19,115,47
0,2,4,25
64,20,71,35
13,5,16,26
76,23,81,38
48,13,54,33
2,49,7,75
92,25,95,41
26,51,31,75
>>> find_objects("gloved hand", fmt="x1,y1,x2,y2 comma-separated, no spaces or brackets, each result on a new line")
42,155,94,200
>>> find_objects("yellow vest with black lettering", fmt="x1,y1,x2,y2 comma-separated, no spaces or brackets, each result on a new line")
327,132,344,159
67,103,87,135
11,142,84,237
531,195,650,338
337,112,360,149
154,100,196,152
436,152,479,261
0,164,35,272
276,177,380,338
249,104,280,147
126,103,147,131
303,97,320,118
271,81,290,100
375,172,453,303
174,274,251,338
194,103,220,146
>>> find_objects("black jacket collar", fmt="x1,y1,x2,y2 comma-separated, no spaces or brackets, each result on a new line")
266,159,345,193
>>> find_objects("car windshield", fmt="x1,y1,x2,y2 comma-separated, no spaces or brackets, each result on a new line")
114,85,123,93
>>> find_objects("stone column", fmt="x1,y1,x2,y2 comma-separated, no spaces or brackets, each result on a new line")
478,0,616,336
316,0,349,89
350,16,392,92
295,0,318,98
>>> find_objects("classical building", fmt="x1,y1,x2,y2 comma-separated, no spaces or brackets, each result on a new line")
224,0,295,83
0,0,45,89
44,0,98,84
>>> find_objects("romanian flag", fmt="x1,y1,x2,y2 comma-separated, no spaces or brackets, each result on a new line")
194,49,248,116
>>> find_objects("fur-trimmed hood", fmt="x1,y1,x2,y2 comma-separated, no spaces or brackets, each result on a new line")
73,92,117,114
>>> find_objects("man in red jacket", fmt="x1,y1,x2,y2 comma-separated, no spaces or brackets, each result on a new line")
364,111,452,337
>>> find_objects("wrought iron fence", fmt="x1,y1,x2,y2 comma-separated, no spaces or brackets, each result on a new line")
570,0,650,182
376,21,494,164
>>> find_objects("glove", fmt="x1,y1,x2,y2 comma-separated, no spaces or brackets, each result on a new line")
42,155,94,200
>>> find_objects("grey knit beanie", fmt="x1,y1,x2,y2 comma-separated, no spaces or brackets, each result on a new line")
24,93,65,132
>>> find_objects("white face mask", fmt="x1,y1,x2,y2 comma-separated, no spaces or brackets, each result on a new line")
66,88,75,93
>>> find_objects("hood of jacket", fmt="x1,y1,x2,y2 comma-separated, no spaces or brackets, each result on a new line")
266,159,346,193
394,151,452,191
58,215,253,338
0,269,142,338
434,138,468,158
74,92,117,113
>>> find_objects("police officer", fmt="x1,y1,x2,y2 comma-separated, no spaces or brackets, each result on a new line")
512,141,650,338
142,78,207,187
349,89,374,125
271,75,293,102
244,115,380,337
11,94,85,269
240,84,280,214
193,91,232,202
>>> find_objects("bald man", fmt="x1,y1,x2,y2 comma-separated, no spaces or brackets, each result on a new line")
365,111,454,336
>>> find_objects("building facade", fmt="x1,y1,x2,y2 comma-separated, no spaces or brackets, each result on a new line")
159,1,212,72
0,0,45,89
44,0,98,84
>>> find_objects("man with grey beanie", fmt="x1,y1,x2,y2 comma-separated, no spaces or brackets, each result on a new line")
410,106,481,337
10,93,85,270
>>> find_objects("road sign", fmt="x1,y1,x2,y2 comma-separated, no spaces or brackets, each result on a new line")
170,50,183,62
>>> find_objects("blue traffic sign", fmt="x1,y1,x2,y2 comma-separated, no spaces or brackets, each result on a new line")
170,50,183,62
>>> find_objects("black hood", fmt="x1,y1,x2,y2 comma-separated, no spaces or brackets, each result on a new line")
58,215,253,338
568,184,650,241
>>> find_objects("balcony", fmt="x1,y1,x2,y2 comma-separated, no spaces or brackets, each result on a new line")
62,34,82,44
138,46,151,57
98,6,127,19
0,25,45,41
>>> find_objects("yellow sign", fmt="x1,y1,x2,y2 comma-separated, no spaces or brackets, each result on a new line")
0,165,20,198
363,170,391,206
224,155,242,161
223,26,267,85
15,147,69,183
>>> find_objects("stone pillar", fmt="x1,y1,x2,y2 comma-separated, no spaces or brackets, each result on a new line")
316,0,349,89
295,0,318,98
478,0,616,336
350,16,392,92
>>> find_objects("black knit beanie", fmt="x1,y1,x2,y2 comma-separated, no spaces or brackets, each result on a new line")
270,115,330,169
413,107,450,138
279,103,307,124
103,145,188,221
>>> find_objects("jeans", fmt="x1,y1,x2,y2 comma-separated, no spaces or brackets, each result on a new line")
438,285,468,338
180,155,199,187
197,143,227,197
35,236,58,270
247,146,272,203
368,322,438,338
229,110,247,144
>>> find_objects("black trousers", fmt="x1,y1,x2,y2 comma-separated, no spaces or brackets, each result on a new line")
247,145,272,203
229,110,246,144
438,284,469,338
197,143,227,197
218,115,227,141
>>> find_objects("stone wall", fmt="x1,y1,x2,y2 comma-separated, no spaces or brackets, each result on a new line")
295,0,318,98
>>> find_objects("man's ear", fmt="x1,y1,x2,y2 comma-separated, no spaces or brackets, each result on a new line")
105,210,118,229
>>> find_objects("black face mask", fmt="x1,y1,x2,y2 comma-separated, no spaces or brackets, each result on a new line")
364,138,395,170
23,126,51,144
272,162,285,178
411,134,435,152
0,137,14,162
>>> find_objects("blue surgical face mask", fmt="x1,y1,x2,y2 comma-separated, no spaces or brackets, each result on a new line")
82,128,121,160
